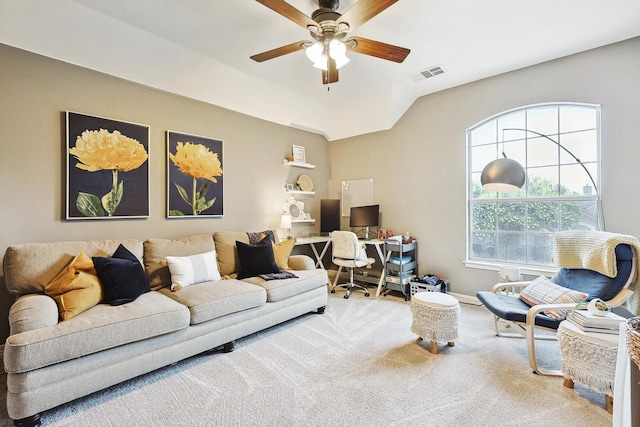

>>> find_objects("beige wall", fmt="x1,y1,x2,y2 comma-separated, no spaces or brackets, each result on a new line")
1,37,639,343
0,44,329,341
328,37,640,298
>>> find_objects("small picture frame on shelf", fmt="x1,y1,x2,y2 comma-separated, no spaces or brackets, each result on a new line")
285,183,295,191
292,145,306,163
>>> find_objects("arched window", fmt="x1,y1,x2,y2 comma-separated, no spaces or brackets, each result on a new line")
466,103,601,269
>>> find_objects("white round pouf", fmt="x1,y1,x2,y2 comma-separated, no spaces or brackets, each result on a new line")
410,292,460,354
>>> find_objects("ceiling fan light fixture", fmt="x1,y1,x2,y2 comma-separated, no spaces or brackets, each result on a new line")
312,54,329,70
329,39,350,69
305,41,324,63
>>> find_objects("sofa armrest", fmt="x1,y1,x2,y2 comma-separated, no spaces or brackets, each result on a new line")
9,294,59,335
288,255,316,271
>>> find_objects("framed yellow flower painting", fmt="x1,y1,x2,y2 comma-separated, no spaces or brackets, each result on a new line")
66,111,150,220
167,131,224,218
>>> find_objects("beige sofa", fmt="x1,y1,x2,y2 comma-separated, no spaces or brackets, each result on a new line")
2,231,328,427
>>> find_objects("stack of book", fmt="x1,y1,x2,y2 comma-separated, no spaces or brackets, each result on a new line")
567,309,627,334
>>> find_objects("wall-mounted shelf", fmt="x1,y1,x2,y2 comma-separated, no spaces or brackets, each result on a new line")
284,160,315,169
285,189,315,195
292,219,315,223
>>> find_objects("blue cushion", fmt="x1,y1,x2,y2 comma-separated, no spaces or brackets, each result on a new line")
551,244,633,301
476,291,561,330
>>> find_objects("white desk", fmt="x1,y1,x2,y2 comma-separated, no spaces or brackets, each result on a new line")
358,239,387,297
294,236,331,269
294,237,387,297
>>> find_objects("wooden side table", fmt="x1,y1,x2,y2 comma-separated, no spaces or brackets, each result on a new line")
557,320,619,414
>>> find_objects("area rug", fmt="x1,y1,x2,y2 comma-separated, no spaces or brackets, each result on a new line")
0,292,612,426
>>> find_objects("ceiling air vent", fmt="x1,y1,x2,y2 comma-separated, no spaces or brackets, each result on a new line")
412,66,446,82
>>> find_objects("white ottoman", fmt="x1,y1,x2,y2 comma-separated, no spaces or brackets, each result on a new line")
410,292,460,354
557,320,619,414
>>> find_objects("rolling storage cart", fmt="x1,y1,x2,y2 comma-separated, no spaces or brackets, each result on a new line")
383,239,418,301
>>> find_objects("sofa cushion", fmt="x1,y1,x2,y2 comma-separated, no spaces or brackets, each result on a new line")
159,280,267,325
213,231,250,277
166,250,221,291
247,230,277,245
44,251,103,320
273,238,296,270
4,291,190,373
3,239,143,296
242,268,329,302
236,238,281,280
93,244,151,306
144,234,215,291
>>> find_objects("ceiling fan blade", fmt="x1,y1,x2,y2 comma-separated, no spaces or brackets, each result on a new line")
346,36,410,63
256,0,318,30
250,41,308,62
337,0,399,30
322,58,339,84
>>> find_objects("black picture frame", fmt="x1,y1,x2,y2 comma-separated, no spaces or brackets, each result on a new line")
167,130,224,218
66,111,150,220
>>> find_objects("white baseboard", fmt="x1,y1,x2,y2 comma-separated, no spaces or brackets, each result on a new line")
449,292,482,306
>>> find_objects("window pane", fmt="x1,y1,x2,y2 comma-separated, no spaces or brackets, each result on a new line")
502,140,526,166
471,202,496,232
472,143,500,173
559,163,597,195
559,130,597,164
498,110,526,134
470,120,496,146
526,233,554,265
527,106,558,135
527,201,560,232
561,200,597,231
471,231,496,260
527,135,559,167
560,106,597,133
497,202,526,231
527,167,559,196
497,232,525,262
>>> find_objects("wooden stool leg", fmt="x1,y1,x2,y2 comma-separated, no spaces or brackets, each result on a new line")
563,378,574,388
605,395,613,414
430,340,438,354
447,341,455,347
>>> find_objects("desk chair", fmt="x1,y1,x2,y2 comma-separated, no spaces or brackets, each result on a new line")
330,231,375,299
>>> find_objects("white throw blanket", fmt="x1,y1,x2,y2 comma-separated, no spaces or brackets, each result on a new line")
551,230,640,314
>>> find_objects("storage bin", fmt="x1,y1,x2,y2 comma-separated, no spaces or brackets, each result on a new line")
410,282,441,295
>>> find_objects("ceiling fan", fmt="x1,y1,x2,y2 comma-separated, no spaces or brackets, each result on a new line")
250,0,410,85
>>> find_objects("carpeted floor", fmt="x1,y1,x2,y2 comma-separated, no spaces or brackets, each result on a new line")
0,291,612,426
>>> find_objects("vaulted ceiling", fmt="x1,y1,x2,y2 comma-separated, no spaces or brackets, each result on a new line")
1,0,639,140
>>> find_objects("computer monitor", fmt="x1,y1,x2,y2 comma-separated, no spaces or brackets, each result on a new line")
320,199,341,236
349,204,379,239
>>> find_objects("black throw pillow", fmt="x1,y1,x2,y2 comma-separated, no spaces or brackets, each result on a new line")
93,244,151,306
236,237,280,280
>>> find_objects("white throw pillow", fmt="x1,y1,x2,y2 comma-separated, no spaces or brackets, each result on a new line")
166,250,221,291
519,275,588,320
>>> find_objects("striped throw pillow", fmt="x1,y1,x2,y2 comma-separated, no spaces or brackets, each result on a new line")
519,275,588,320
166,250,221,291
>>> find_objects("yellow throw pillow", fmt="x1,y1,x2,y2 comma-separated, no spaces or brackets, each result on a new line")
273,238,296,270
45,251,103,320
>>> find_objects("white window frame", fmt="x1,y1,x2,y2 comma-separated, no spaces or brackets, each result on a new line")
464,102,602,274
